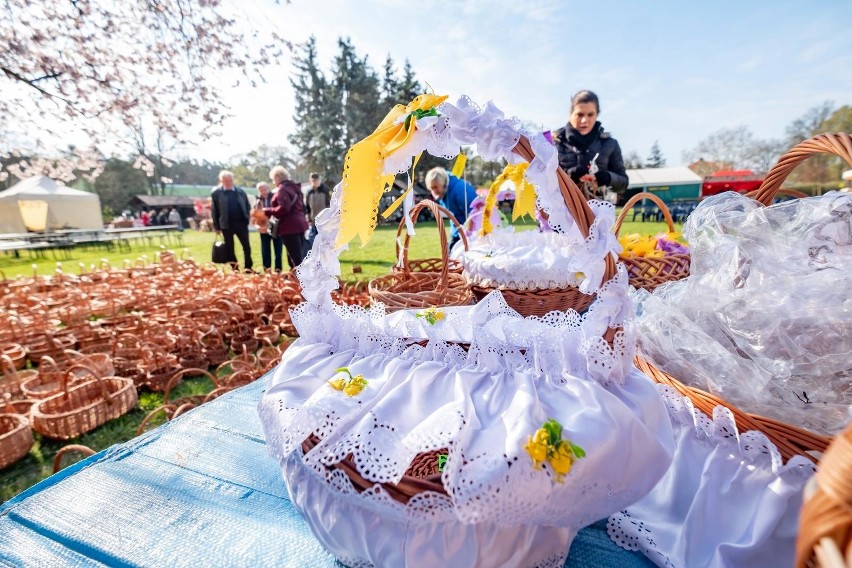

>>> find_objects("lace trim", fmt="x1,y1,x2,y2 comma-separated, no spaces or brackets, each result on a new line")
290,281,633,387
656,384,817,476
605,385,817,564
607,512,675,568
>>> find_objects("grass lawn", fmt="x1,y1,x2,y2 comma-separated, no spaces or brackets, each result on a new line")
0,214,677,503
1,216,678,281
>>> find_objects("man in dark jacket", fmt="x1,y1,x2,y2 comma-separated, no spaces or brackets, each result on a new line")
211,170,253,271
304,172,331,248
552,90,628,198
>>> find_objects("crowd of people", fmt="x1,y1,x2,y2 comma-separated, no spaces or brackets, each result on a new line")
212,90,627,272
211,168,331,273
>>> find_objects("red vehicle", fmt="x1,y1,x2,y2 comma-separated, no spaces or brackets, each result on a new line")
701,170,763,197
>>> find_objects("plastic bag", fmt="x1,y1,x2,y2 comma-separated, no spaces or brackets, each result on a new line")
632,191,852,436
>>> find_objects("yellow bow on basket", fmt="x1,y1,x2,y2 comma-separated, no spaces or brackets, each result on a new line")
337,93,448,248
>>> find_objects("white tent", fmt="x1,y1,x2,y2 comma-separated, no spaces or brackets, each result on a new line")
0,176,103,233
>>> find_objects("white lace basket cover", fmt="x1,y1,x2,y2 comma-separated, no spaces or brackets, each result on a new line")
258,95,674,567
607,385,816,568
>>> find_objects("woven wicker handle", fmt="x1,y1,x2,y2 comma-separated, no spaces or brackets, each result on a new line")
0,354,17,381
62,363,110,402
613,192,677,235
511,135,618,286
744,188,809,200
753,133,852,206
394,199,467,287
164,368,218,404
53,444,96,474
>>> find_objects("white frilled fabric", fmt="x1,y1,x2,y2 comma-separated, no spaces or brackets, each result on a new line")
607,385,816,568
258,96,674,567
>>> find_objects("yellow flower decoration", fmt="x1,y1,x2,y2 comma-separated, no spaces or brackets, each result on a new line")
328,367,369,397
415,306,446,325
523,418,586,483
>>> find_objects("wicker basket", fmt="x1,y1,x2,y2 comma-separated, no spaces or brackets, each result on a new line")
0,412,33,470
392,200,469,274
52,444,96,473
137,368,220,435
635,132,852,462
31,363,138,440
796,421,852,568
369,200,472,312
613,192,690,291
314,133,620,503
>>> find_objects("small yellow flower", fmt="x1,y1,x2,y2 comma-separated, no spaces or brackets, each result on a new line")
524,419,586,483
415,306,446,325
343,374,368,397
328,377,346,391
524,437,548,468
549,453,573,482
574,271,586,281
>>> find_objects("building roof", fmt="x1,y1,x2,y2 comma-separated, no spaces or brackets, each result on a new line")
0,175,98,198
131,195,200,208
626,166,703,188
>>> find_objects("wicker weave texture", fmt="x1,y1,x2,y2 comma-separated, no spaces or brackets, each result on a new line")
370,199,472,311
796,422,852,568
470,285,594,317
31,367,137,440
393,200,469,275
0,413,33,470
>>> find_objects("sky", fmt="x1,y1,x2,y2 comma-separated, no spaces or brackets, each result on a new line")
185,0,852,168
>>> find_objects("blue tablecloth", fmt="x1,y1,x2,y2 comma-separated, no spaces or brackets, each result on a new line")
0,378,653,567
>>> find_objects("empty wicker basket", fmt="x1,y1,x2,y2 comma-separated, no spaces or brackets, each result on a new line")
369,200,472,312
31,364,138,440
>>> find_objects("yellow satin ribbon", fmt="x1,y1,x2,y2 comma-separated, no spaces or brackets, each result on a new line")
337,93,448,247
380,152,422,220
480,162,537,236
451,154,467,178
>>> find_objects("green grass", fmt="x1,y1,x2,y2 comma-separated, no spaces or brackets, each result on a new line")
0,216,676,281
0,373,217,503
0,215,675,502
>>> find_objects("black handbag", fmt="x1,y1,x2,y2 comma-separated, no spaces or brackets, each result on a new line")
211,236,230,264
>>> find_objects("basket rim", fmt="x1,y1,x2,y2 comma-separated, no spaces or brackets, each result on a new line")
31,376,135,421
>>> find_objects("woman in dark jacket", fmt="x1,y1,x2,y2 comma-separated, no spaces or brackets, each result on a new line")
264,166,309,269
552,90,628,198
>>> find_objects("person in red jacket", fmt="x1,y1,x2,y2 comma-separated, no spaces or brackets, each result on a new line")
264,166,309,269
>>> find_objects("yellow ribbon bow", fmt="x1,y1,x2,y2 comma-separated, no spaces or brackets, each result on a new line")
480,163,537,236
337,93,449,248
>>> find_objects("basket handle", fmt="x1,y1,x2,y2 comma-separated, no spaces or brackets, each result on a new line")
62,363,110,402
394,199,469,280
744,187,809,200
752,133,852,206
0,354,18,381
52,444,96,474
613,192,677,235
163,368,219,405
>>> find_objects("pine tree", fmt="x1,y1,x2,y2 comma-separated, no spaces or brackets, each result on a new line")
381,55,401,110
397,59,422,104
646,141,666,168
333,38,382,165
288,37,344,180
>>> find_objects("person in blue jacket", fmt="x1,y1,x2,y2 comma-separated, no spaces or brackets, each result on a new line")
425,167,477,250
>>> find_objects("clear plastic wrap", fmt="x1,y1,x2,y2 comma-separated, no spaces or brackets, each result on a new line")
631,191,852,436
